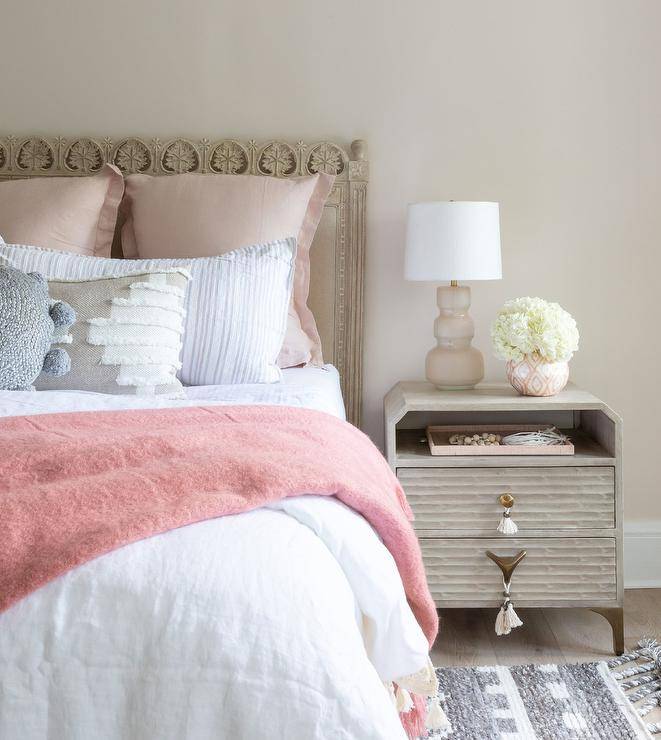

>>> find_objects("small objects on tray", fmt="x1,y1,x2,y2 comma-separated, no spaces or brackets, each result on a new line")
449,432,502,446
426,424,575,456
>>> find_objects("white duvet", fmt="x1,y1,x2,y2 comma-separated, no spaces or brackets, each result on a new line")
0,367,431,740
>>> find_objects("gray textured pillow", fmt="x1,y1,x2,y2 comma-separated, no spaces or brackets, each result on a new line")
36,268,190,397
0,263,75,390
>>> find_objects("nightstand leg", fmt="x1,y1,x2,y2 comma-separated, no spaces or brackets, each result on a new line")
591,607,624,656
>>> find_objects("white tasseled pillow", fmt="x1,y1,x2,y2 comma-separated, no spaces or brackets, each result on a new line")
39,268,191,397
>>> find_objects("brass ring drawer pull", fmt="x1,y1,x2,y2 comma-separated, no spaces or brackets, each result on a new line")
497,493,518,535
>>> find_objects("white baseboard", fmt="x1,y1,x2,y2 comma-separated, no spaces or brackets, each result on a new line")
624,521,661,588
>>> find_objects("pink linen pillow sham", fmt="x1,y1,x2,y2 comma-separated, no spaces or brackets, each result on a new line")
120,172,334,367
0,164,123,257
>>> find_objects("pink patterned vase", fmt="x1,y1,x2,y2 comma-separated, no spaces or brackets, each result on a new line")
506,355,569,397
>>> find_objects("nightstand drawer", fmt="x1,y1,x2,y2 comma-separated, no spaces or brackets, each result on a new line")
420,537,617,606
399,466,615,532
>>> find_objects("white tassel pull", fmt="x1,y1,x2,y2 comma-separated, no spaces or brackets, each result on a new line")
495,603,509,636
395,685,413,713
495,575,524,636
505,601,523,630
495,598,524,635
426,696,452,731
497,508,518,535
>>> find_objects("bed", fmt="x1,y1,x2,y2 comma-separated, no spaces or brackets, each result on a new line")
0,135,444,740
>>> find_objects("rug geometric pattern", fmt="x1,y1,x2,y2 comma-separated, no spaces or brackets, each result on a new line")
427,661,651,739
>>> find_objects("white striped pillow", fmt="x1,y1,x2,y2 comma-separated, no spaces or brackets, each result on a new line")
0,239,296,386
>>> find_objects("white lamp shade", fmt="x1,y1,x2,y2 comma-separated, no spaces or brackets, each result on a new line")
405,201,502,281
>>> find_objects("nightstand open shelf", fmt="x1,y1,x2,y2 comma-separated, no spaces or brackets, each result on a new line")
395,428,615,467
384,381,624,654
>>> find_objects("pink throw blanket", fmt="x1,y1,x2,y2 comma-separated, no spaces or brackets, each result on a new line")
1,405,438,647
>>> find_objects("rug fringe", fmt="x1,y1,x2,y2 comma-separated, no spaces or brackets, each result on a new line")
608,637,661,735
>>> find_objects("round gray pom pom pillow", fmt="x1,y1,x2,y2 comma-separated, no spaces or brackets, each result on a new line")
0,262,76,391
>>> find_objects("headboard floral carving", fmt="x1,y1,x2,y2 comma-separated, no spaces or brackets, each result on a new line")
0,135,368,427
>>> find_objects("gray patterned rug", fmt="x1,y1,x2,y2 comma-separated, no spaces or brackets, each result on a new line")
426,640,661,739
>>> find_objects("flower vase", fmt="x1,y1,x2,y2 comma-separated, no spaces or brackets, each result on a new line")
506,354,569,397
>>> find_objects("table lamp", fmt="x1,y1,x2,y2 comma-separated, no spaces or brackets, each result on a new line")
405,201,502,390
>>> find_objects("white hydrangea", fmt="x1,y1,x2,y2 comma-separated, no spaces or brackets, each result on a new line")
491,297,579,363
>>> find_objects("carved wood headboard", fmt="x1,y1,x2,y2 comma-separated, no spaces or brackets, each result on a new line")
0,135,368,427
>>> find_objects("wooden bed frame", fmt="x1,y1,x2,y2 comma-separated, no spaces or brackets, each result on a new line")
0,135,368,426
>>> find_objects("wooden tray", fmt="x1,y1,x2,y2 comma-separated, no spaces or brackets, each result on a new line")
426,424,575,456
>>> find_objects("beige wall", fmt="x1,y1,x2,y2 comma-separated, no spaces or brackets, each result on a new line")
2,0,660,523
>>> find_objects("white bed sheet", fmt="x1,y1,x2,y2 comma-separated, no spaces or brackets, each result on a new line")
0,364,347,421
0,367,430,740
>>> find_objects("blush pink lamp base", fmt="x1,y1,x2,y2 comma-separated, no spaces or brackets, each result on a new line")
425,283,484,390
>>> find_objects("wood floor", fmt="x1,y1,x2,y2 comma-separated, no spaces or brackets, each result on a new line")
431,588,661,667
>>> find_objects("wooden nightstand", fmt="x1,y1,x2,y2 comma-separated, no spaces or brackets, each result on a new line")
384,381,624,654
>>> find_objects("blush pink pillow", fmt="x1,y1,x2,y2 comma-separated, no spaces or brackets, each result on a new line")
121,172,334,367
0,164,123,257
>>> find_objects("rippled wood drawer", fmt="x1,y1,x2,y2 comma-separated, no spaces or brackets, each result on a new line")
399,466,615,532
420,537,617,606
